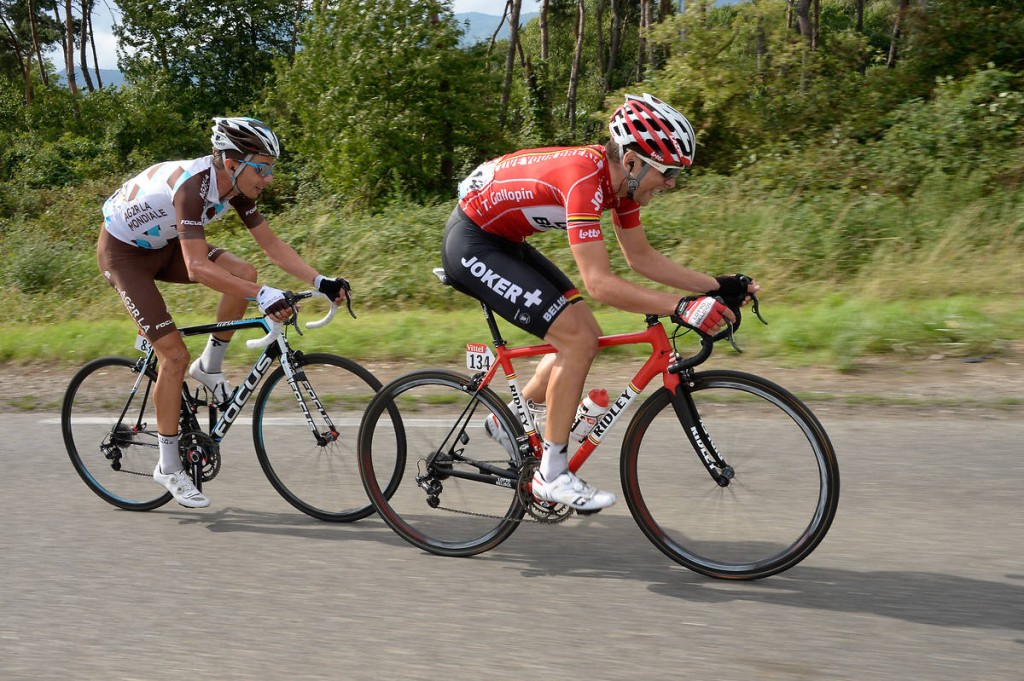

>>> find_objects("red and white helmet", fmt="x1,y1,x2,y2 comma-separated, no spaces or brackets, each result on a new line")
609,93,696,168
211,117,281,158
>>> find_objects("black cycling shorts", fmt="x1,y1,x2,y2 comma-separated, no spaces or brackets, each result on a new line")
441,206,581,339
97,228,227,342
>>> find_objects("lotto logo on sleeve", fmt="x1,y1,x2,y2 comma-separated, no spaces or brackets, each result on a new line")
568,224,603,245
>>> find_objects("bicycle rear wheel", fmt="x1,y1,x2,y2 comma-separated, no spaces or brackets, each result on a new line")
358,369,526,556
621,370,839,580
252,352,396,522
62,356,172,511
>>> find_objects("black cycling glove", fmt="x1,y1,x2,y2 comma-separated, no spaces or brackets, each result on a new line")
315,275,350,302
713,274,752,306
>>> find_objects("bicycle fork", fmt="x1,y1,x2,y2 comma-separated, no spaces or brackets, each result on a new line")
669,383,735,487
280,351,339,447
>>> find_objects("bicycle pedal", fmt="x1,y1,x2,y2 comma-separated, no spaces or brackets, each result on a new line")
574,508,602,516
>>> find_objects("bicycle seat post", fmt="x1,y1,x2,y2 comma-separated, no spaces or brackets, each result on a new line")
480,301,507,349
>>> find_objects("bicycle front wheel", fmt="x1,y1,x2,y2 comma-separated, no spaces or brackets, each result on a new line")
358,369,526,557
62,356,172,511
621,370,839,580
253,352,394,522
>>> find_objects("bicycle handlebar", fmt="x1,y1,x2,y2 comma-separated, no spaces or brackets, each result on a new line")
666,288,768,373
245,290,338,350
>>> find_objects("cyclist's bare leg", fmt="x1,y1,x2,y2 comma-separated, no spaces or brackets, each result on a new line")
151,332,191,437
535,304,601,446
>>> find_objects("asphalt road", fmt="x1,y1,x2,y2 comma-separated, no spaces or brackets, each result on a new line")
2,407,1022,681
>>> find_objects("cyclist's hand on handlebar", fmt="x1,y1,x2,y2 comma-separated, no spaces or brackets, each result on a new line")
673,296,732,335
315,275,351,305
257,285,295,322
315,275,356,318
713,273,760,308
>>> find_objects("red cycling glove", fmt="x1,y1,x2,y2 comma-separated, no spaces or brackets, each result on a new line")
673,296,729,335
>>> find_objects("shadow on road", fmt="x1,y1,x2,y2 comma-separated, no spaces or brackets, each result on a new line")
163,505,409,547
492,516,1024,635
165,506,1024,636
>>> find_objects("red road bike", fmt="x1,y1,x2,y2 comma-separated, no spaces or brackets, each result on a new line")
358,270,839,579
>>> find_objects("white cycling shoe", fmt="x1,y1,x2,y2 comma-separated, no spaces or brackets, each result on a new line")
189,359,233,405
153,464,210,508
532,470,616,512
483,413,517,458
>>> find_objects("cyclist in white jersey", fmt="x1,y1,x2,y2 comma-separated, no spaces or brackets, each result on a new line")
97,117,350,508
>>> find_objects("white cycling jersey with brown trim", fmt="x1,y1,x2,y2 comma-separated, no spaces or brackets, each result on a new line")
101,155,263,250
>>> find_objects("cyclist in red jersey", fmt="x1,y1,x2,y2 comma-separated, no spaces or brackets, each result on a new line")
98,118,350,508
442,93,759,511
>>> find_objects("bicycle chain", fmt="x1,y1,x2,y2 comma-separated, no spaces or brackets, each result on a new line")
424,457,575,525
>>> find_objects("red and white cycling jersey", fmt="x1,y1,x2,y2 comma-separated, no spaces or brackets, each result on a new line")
457,145,642,245
102,155,263,250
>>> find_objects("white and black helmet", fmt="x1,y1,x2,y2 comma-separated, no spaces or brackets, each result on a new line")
211,117,281,158
609,93,696,168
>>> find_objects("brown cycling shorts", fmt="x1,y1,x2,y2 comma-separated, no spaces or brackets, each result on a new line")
96,227,227,342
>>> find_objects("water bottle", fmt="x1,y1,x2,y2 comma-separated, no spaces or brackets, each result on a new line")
527,399,546,432
569,388,610,443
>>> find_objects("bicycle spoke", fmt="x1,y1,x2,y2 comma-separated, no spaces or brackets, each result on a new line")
622,372,839,579
359,370,526,556
253,353,388,522
63,357,172,510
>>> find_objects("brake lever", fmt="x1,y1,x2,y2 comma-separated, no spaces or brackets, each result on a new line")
341,280,357,319
750,293,768,326
284,292,304,336
724,321,743,353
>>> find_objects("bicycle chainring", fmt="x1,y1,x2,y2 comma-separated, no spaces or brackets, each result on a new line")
516,457,573,524
178,431,221,482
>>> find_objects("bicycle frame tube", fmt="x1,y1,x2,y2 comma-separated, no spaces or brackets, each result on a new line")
172,316,278,443
208,341,280,441
478,321,683,472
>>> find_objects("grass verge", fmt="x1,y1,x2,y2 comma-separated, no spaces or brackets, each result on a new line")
1,295,1021,371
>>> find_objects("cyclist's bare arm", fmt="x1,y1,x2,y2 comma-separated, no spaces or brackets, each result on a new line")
570,239,683,315
179,236,261,299
248,222,320,287
613,222,719,293
614,223,761,306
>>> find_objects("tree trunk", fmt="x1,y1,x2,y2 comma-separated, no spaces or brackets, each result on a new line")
605,0,622,91
28,0,49,87
855,0,866,75
540,0,549,61
290,0,305,64
79,0,95,91
1,15,33,105
566,0,585,135
646,0,656,69
64,0,79,96
89,10,103,88
637,0,650,82
500,0,522,128
596,0,606,89
887,0,911,69
756,14,767,81
793,0,812,45
812,0,820,51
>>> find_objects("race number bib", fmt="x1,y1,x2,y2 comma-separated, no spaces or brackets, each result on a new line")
134,330,152,354
466,342,494,371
